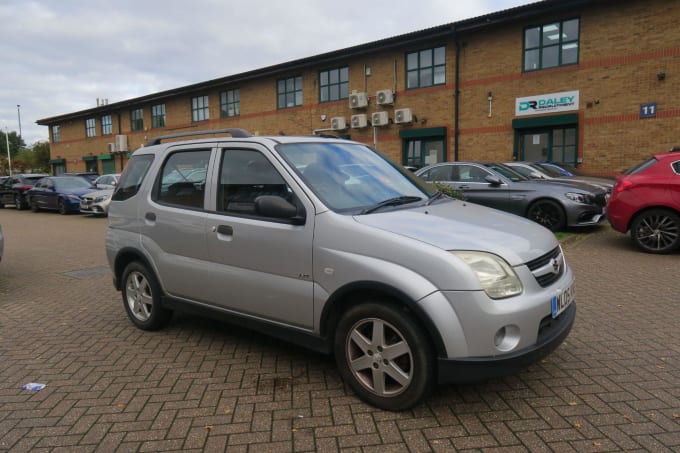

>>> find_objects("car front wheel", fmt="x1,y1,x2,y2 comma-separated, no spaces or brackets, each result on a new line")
527,199,566,232
630,208,680,254
121,262,172,330
334,302,434,411
15,194,25,210
58,199,69,215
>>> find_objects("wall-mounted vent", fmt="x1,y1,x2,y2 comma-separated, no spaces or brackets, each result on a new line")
349,91,369,109
376,89,394,105
371,111,389,127
351,114,368,128
394,108,414,124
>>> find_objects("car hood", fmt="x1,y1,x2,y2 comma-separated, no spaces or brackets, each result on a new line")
61,187,98,196
518,178,606,194
353,199,557,266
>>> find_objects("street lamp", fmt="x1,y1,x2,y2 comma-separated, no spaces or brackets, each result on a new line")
5,127,12,176
17,104,22,138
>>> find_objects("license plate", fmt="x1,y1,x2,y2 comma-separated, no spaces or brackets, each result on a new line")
551,281,575,318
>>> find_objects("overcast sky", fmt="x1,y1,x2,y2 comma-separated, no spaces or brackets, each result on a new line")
1,0,535,146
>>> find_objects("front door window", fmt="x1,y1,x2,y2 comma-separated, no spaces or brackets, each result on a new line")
404,138,444,169
519,127,577,165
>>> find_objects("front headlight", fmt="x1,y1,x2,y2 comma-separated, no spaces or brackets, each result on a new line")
452,251,523,299
94,194,110,203
66,194,80,201
565,192,592,204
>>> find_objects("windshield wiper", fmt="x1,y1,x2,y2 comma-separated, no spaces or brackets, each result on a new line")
360,196,423,214
426,190,444,205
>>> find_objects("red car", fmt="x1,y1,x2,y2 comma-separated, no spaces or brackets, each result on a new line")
607,149,680,253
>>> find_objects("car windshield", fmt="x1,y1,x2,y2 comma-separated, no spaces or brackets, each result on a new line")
53,177,94,190
483,163,529,182
531,163,563,177
276,142,434,213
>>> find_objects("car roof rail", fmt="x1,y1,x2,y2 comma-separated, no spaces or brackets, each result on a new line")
144,128,252,146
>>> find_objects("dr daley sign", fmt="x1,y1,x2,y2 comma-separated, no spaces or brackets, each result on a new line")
515,90,579,116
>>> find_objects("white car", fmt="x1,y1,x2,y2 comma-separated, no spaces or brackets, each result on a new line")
93,173,121,190
79,189,114,216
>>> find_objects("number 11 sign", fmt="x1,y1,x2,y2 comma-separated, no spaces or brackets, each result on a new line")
640,102,657,118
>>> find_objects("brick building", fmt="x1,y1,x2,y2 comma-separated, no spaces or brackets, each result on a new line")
37,0,680,176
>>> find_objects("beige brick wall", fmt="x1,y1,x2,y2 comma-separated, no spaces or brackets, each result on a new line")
48,0,679,175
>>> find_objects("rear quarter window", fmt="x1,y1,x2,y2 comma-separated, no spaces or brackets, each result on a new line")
112,154,154,201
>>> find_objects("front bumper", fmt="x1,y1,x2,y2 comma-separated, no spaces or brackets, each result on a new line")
437,302,575,383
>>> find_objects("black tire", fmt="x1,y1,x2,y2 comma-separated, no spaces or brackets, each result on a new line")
630,208,680,254
334,302,434,411
58,199,68,215
121,262,172,330
30,198,40,212
527,199,566,232
15,194,25,210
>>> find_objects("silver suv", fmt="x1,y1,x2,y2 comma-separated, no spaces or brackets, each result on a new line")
106,129,575,411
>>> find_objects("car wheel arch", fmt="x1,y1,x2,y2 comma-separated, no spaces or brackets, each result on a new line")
113,248,158,291
627,205,680,231
526,197,567,231
319,281,447,358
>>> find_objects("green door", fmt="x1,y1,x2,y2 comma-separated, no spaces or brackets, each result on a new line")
519,127,577,165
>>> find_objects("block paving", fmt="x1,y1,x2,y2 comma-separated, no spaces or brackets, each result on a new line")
0,209,678,452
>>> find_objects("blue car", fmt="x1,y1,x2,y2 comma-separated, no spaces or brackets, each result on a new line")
26,176,98,214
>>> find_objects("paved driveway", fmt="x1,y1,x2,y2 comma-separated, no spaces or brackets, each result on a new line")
0,209,678,452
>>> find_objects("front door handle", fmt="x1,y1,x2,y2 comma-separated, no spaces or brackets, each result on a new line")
145,212,156,221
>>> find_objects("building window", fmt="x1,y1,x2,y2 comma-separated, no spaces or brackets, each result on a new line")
524,18,579,71
220,89,240,117
101,115,112,135
277,76,303,109
85,118,96,138
152,104,166,128
192,95,210,122
406,46,446,89
52,125,61,143
130,108,144,131
319,67,349,103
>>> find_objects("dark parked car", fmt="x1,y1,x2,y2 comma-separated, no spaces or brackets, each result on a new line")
62,172,100,183
416,162,608,231
25,176,98,214
506,161,614,192
607,149,680,253
0,173,49,210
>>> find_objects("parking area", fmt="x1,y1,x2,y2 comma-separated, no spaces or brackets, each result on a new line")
0,209,679,452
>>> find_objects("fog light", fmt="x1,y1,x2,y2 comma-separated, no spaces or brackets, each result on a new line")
494,325,520,352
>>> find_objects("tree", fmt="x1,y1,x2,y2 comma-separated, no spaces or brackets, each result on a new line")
30,141,51,172
0,130,26,159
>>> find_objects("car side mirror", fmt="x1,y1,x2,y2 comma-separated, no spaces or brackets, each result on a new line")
254,195,306,225
485,175,503,186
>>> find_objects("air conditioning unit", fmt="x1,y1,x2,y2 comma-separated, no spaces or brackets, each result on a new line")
371,111,389,127
394,108,414,124
349,91,368,109
376,89,394,105
115,134,128,152
107,143,115,153
351,114,368,129
330,117,347,130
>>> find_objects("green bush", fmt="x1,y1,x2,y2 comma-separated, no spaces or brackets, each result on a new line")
433,181,466,200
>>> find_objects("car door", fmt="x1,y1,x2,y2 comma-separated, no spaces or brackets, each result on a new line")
0,177,14,204
203,144,315,329
31,178,53,209
137,146,211,301
449,163,512,211
671,160,680,207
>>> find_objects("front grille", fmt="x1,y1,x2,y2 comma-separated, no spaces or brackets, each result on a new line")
594,193,607,207
525,246,564,287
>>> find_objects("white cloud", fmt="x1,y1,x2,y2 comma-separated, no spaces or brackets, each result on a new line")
0,0,534,146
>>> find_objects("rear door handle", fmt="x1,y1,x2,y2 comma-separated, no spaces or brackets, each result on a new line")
145,212,156,221
216,225,233,235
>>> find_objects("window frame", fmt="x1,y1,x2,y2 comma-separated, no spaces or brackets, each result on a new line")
405,46,446,90
101,114,112,135
52,125,61,143
130,108,144,131
220,89,240,118
319,66,349,103
523,17,580,72
151,104,166,129
191,95,210,122
85,118,96,138
277,76,303,109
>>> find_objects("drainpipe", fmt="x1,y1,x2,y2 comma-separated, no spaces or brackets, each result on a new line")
454,36,461,162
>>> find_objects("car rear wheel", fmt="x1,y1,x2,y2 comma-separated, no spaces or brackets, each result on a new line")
334,302,434,411
630,208,680,254
527,199,566,232
121,262,172,330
